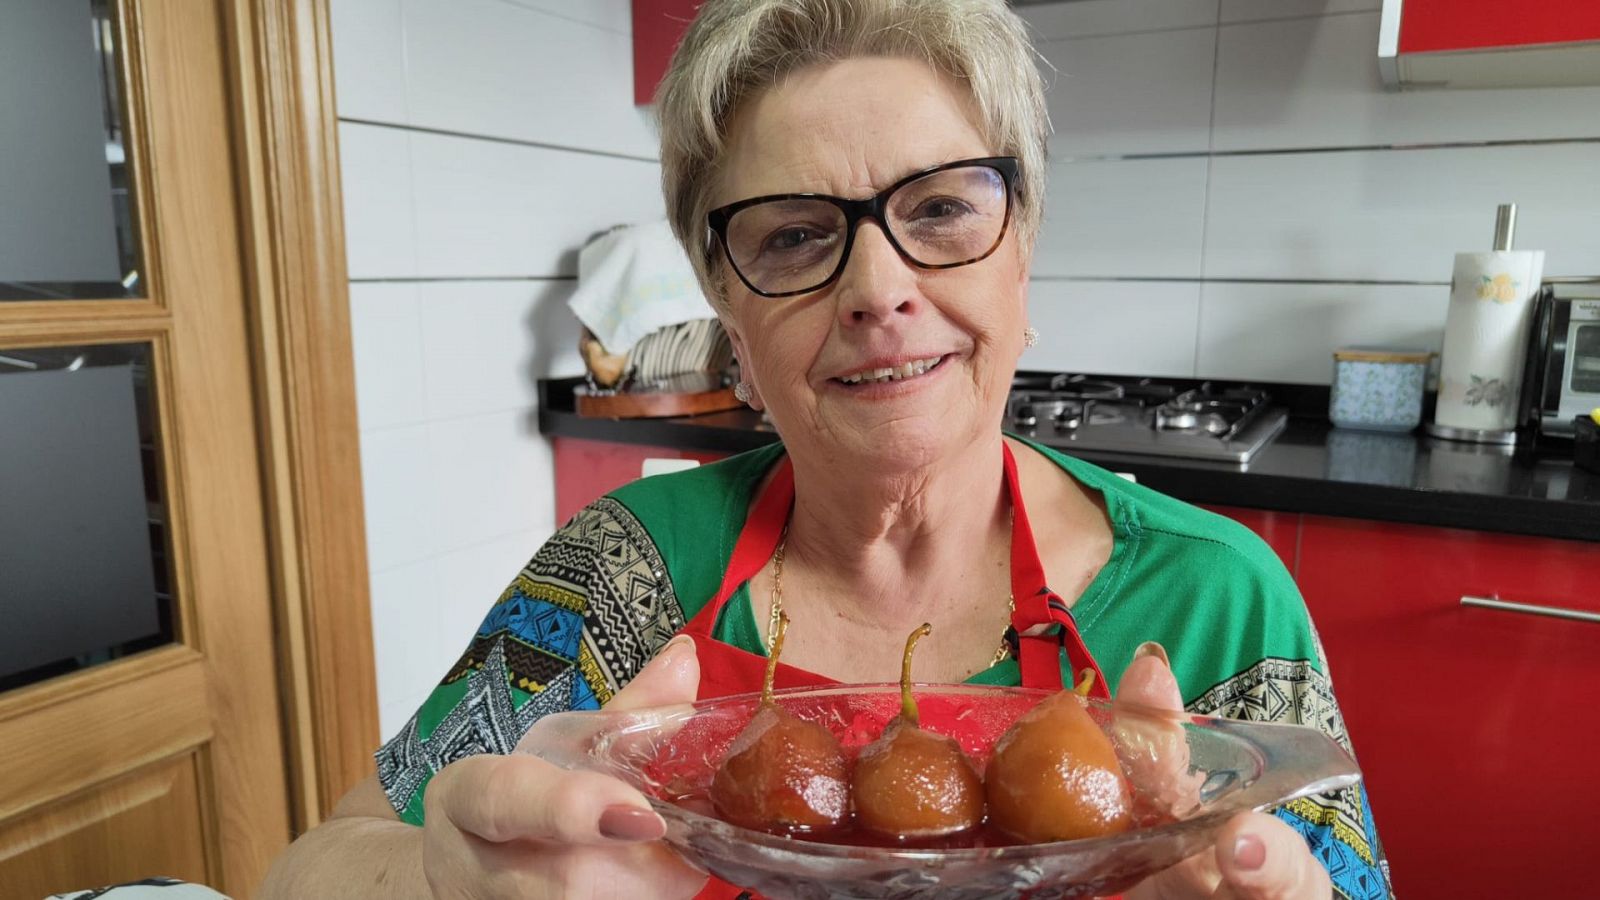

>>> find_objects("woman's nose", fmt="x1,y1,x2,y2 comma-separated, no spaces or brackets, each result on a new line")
834,221,922,326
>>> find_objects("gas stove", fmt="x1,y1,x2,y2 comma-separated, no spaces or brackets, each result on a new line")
1007,374,1289,465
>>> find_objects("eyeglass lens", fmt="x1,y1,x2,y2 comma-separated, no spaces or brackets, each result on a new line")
723,164,1009,296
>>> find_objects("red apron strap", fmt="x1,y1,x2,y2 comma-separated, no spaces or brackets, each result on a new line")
685,457,795,638
1002,444,1109,699
680,454,833,701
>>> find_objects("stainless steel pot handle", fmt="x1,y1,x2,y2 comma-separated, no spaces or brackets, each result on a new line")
1459,595,1600,624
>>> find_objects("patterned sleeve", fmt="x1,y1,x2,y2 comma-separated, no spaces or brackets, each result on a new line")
374,497,686,825
1185,627,1394,900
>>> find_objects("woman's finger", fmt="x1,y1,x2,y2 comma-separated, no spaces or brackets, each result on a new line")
1210,812,1332,900
1113,642,1204,822
434,753,665,847
1114,642,1181,712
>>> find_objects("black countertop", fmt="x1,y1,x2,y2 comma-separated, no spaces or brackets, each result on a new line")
538,378,1600,543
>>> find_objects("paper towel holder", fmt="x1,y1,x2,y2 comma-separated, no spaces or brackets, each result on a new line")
1424,203,1543,446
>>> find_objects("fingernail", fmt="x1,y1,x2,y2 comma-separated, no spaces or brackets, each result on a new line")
599,805,666,841
661,633,695,657
1233,834,1266,871
1134,641,1169,667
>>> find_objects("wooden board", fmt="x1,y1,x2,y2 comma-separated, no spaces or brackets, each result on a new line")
576,385,742,418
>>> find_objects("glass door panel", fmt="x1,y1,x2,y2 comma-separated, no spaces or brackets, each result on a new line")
0,0,144,301
0,341,174,690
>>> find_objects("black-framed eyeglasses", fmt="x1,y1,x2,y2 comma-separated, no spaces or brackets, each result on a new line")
706,156,1020,298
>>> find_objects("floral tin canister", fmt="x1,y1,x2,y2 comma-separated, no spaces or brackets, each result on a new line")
1329,348,1432,432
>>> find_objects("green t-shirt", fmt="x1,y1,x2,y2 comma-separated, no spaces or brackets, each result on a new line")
374,440,1392,900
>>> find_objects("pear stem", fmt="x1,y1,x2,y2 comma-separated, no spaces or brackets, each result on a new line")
762,612,789,707
1074,667,1097,698
900,623,932,725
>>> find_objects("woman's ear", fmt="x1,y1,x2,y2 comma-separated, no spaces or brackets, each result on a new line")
719,314,765,412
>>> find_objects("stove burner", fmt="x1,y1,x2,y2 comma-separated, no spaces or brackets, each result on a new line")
1049,375,1125,400
1005,374,1285,464
1154,385,1271,439
1009,396,1115,431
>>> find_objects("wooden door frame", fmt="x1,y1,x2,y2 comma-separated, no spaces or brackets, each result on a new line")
222,0,379,831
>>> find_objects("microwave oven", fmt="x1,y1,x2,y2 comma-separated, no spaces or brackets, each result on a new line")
1523,279,1600,438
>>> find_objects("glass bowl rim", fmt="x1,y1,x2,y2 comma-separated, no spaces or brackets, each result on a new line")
583,681,1362,864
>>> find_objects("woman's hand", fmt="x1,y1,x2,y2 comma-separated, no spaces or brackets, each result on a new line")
1119,645,1333,900
420,635,709,900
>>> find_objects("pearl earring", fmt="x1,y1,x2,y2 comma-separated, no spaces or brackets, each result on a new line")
733,381,753,403
1023,326,1039,348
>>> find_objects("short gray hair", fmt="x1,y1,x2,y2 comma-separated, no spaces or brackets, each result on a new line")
655,0,1050,311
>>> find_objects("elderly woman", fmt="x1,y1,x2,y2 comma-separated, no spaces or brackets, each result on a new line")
262,1,1390,898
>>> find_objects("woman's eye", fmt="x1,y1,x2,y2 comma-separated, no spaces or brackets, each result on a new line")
766,227,820,251
913,198,971,221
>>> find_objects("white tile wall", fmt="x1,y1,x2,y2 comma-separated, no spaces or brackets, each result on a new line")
1218,0,1380,24
329,0,407,123
370,558,446,735
1024,280,1200,377
349,282,426,430
1020,0,1600,385
426,410,556,555
497,0,631,33
403,0,657,158
1196,282,1449,383
338,122,417,278
1038,28,1216,157
1213,13,1600,150
332,0,651,736
1203,143,1600,282
409,131,664,278
1020,0,1217,40
419,281,543,419
359,424,440,572
1036,157,1210,278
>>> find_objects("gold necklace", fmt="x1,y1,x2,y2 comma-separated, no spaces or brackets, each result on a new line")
767,531,1015,667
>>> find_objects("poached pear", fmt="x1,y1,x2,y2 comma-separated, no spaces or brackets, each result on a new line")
852,623,985,839
985,671,1134,843
710,613,850,834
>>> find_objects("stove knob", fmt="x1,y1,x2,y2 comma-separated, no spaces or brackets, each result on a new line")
1055,411,1083,432
1013,403,1038,429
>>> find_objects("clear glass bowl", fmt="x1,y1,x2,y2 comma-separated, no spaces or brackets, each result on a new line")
520,683,1360,900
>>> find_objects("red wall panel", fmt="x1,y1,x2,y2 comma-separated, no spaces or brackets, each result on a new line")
632,0,703,105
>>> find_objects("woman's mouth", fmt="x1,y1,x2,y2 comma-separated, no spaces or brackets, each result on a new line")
833,355,948,387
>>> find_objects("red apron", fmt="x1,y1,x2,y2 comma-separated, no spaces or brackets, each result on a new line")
679,444,1109,899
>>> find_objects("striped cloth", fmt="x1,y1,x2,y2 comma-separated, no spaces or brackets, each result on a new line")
626,318,733,384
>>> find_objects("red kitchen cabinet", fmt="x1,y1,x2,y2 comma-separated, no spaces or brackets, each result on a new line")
1296,515,1599,900
553,436,728,523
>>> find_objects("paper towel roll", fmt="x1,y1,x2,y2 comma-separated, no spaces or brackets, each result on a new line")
1433,250,1545,434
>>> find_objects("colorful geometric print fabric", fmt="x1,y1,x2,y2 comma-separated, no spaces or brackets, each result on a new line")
376,497,684,824
1187,656,1393,900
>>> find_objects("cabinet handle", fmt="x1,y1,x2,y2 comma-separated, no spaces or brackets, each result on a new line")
1459,595,1600,624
